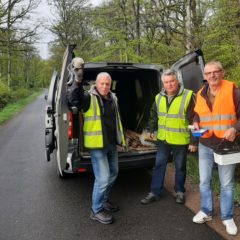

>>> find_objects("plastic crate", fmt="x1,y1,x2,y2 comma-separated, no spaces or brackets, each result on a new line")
214,142,240,165
214,151,240,165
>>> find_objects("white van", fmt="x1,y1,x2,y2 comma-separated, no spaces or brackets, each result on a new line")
45,45,205,178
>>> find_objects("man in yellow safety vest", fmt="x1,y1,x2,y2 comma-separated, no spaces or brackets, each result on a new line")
141,69,197,205
68,57,125,225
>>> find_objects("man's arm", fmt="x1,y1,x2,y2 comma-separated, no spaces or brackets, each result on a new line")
67,81,91,112
186,93,198,149
232,87,240,131
147,101,158,134
186,93,196,124
223,87,240,141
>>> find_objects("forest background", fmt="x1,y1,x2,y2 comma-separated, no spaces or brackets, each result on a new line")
0,0,240,107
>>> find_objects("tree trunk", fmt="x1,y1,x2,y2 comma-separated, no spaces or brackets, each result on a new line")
185,0,192,53
7,0,12,88
132,0,141,56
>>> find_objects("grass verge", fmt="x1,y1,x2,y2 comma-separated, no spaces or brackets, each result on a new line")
187,154,240,204
0,90,43,126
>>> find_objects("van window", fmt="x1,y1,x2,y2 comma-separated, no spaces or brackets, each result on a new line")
179,62,204,93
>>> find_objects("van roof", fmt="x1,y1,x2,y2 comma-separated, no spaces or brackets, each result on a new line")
85,62,163,72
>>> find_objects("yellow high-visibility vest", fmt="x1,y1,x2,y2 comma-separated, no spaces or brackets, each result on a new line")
156,89,193,145
83,94,126,148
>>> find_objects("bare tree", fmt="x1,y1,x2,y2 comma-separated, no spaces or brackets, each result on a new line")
48,0,89,46
0,0,39,87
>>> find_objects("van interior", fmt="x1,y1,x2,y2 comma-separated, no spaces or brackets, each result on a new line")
76,66,161,152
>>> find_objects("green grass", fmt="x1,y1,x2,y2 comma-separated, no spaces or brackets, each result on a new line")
186,154,199,183
0,90,43,125
187,154,240,203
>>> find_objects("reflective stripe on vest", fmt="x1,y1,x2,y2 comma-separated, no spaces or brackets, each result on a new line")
83,94,126,148
83,95,103,148
194,80,237,138
156,89,192,144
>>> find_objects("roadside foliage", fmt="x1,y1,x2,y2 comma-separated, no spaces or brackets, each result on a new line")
0,0,239,91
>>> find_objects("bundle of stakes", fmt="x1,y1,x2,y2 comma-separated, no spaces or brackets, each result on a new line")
123,129,156,151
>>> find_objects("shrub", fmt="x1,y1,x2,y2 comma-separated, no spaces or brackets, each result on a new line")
11,88,30,102
0,82,11,109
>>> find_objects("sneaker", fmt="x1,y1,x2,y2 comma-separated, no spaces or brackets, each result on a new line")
141,192,159,205
192,211,212,224
175,192,185,204
90,210,113,224
222,218,238,236
103,200,119,212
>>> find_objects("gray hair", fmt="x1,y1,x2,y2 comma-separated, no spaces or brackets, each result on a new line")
161,69,178,82
204,61,224,71
96,72,112,82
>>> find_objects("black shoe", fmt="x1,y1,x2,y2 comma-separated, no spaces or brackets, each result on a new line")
141,192,159,205
103,200,119,212
176,192,185,204
90,210,113,224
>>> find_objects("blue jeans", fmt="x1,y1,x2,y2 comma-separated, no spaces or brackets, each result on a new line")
198,143,235,220
89,144,118,213
151,141,188,196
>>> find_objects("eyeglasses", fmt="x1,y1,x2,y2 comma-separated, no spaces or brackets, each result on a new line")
204,69,222,76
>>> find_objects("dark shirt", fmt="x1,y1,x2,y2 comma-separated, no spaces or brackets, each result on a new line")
101,97,117,146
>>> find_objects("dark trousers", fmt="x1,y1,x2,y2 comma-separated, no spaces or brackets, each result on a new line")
151,141,188,196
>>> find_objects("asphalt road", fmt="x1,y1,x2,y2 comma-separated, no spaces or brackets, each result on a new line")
0,93,224,240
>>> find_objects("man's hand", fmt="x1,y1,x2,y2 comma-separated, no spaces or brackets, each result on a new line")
188,145,197,152
149,133,155,139
193,122,200,130
224,127,237,142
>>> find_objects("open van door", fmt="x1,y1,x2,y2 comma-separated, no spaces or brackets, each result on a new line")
45,71,59,162
171,49,205,93
55,44,76,177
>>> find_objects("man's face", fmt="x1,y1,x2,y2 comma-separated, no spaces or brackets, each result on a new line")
96,75,111,97
162,75,179,96
204,64,224,88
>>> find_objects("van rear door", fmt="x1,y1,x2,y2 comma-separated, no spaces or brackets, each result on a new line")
55,45,75,177
45,71,59,162
171,49,205,93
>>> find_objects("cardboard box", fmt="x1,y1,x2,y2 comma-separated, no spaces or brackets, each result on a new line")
214,151,240,165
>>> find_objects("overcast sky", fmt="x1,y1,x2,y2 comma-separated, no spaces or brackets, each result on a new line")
35,0,102,59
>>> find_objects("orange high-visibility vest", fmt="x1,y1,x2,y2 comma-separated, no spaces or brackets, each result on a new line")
194,80,237,138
